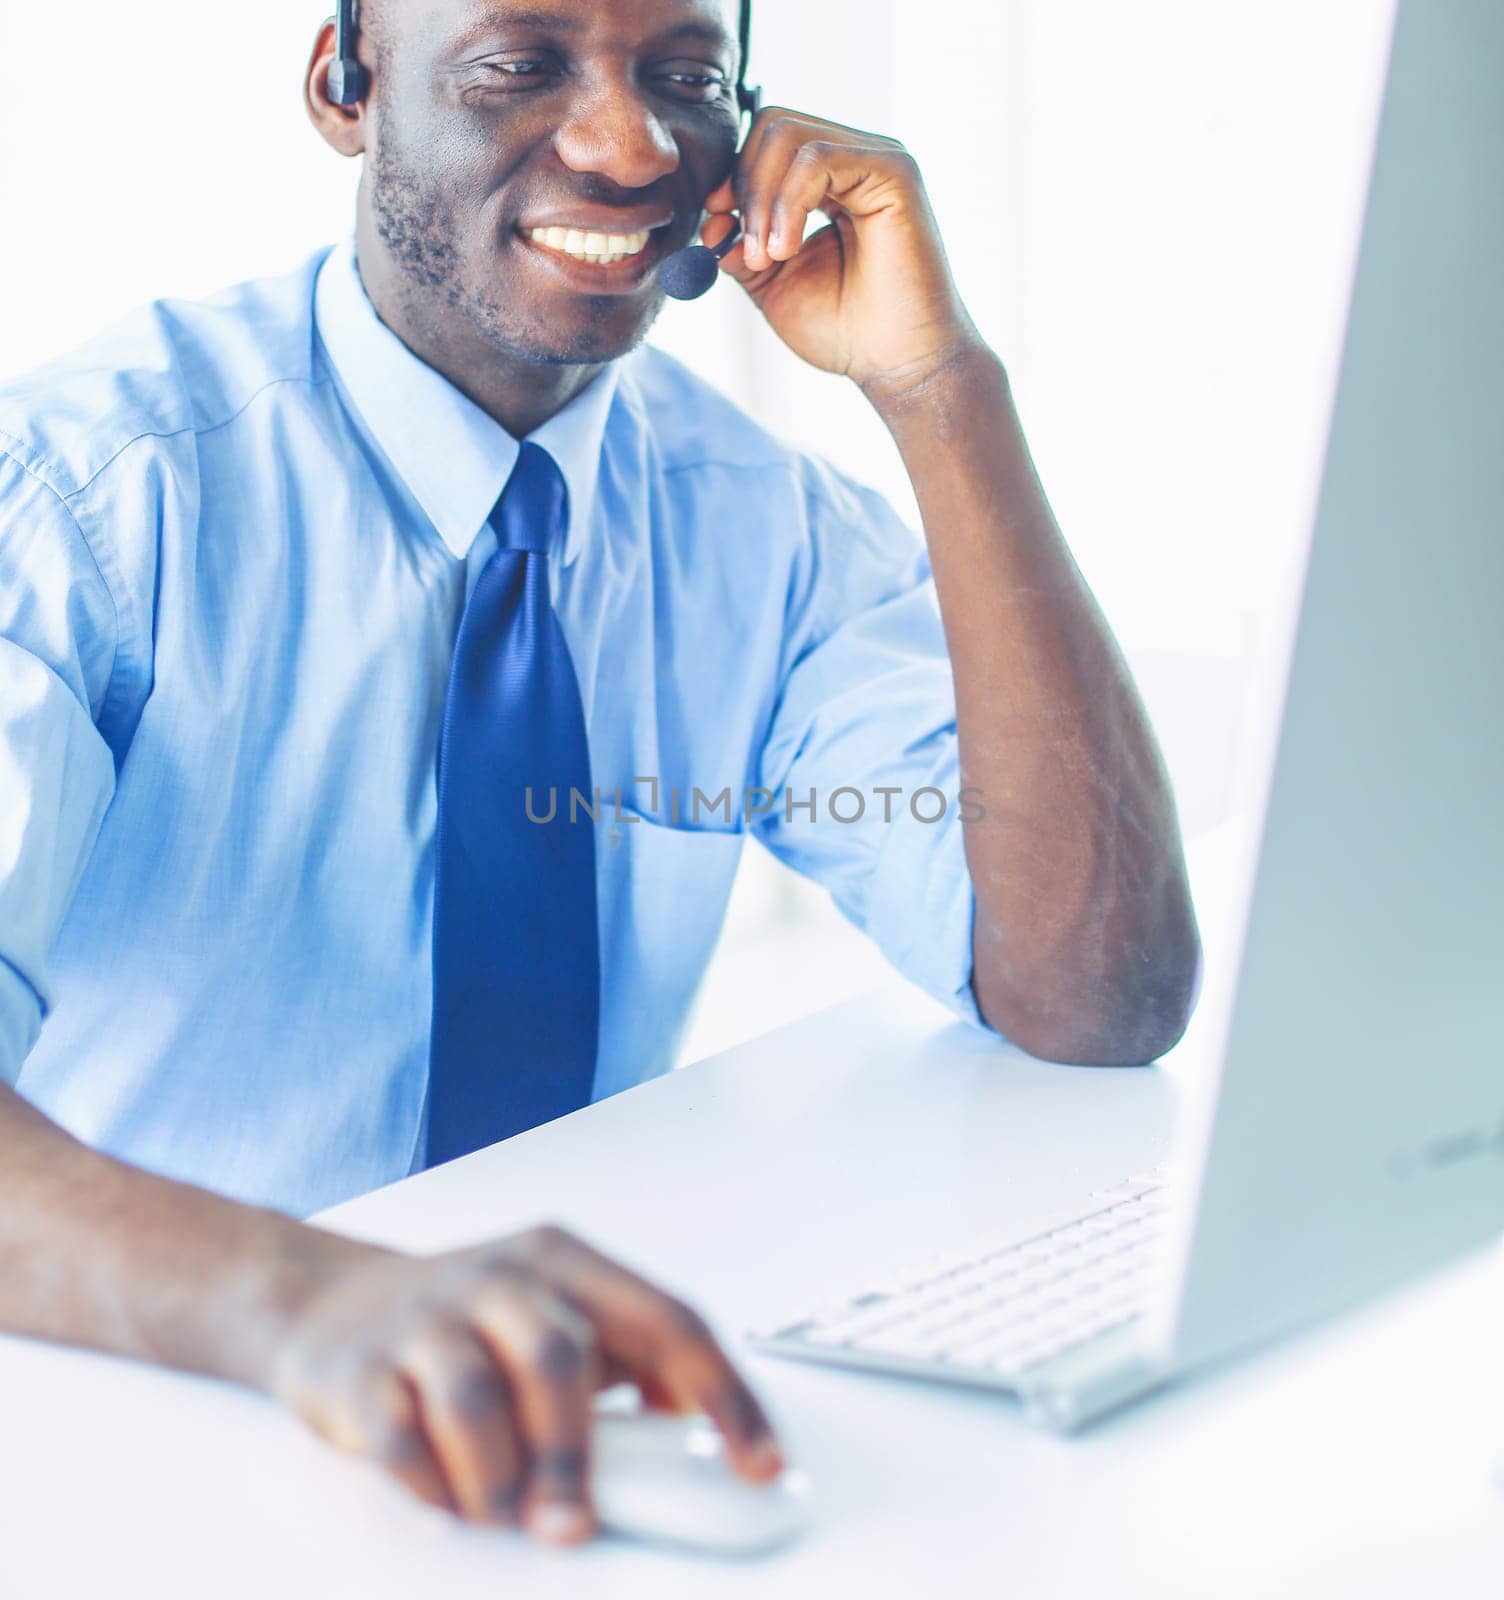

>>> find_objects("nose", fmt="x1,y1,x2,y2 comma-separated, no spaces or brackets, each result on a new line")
552,75,680,189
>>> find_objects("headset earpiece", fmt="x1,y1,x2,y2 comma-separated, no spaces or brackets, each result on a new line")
328,0,369,107
735,0,761,125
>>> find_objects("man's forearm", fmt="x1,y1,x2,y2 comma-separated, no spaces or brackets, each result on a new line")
0,1079,787,1540
863,346,1201,1065
0,1081,357,1387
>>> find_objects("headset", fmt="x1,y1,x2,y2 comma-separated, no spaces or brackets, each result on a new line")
326,0,367,106
328,1,763,124
329,1,762,301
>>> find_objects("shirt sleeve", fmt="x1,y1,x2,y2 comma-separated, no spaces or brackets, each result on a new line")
0,448,120,1085
752,454,998,1035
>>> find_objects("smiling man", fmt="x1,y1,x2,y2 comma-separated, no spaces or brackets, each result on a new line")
0,0,1198,1547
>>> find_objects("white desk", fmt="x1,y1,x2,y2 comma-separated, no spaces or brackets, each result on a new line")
2,968,1502,1599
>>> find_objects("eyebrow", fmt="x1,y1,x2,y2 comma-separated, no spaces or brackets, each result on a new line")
478,8,735,52
488,7,585,28
652,20,736,50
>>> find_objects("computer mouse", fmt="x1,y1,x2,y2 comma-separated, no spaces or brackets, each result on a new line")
591,1411,813,1557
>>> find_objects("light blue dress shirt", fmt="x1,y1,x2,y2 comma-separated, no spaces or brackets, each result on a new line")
0,240,989,1216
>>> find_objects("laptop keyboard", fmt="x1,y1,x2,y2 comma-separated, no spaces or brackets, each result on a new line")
751,1173,1171,1383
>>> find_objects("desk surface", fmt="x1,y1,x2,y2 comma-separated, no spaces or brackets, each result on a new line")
3,970,1502,1599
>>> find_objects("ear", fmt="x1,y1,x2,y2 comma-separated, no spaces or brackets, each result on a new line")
305,20,368,157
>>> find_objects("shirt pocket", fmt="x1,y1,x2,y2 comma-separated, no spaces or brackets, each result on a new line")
593,804,746,1099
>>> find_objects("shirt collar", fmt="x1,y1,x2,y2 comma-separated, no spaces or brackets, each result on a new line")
313,238,620,566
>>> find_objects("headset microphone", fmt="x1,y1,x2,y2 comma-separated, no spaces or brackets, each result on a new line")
660,217,745,301
328,0,369,107
659,0,762,301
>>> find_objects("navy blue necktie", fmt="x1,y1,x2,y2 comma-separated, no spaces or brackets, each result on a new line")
424,442,600,1166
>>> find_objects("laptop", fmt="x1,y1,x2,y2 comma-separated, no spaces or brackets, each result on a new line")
747,0,1504,1430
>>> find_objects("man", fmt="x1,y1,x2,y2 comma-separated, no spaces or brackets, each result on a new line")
0,0,1199,1548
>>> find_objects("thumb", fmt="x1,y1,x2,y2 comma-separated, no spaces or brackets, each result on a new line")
699,210,777,295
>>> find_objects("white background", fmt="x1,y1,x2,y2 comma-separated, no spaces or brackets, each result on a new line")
0,1,1397,1062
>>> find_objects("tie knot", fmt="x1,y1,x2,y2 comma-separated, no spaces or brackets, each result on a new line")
491,441,569,555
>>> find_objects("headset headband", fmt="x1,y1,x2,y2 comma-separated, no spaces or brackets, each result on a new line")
330,1,761,119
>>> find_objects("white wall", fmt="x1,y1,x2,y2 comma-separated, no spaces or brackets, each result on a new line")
0,1,1400,1063
0,4,360,371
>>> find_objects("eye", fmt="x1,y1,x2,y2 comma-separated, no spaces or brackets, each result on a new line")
656,69,730,104
475,55,563,85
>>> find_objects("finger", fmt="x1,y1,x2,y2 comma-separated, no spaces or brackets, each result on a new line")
739,120,908,270
471,1279,600,1547
701,175,737,216
735,111,840,268
728,104,774,215
763,142,845,264
497,1227,785,1483
734,113,796,266
700,211,741,252
345,1369,455,1515
619,1295,785,1482
401,1325,524,1525
601,1355,681,1413
732,104,820,220
696,211,775,292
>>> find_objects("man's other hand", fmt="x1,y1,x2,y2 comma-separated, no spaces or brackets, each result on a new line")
265,1224,784,1544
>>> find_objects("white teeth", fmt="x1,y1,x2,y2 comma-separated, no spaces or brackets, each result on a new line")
528,225,653,263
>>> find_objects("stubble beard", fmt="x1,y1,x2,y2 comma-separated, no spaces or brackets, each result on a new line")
367,128,661,369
